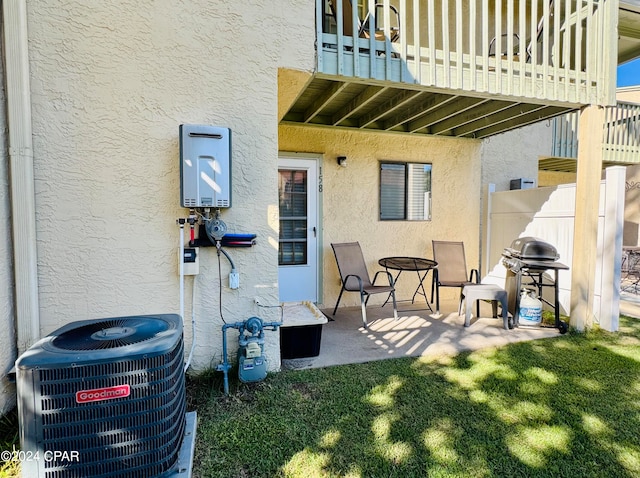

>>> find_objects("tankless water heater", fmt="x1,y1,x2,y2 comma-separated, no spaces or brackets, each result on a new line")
180,124,231,208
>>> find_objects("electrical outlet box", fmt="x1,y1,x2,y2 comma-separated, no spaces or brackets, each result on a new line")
229,271,239,289
181,247,199,275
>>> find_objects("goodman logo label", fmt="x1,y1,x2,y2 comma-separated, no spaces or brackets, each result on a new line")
76,384,130,404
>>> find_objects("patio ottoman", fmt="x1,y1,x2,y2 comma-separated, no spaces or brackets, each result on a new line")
461,284,510,330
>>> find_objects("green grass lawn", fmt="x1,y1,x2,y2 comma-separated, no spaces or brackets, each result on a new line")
2,317,639,478
188,316,640,478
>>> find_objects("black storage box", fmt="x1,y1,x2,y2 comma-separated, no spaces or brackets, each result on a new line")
280,324,323,359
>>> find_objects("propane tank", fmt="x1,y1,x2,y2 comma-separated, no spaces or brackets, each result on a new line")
519,289,542,325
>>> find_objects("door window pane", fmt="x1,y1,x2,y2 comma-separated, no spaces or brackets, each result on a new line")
279,169,308,265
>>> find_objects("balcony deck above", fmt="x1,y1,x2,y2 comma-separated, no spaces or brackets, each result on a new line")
540,101,640,172
281,0,621,139
282,75,577,139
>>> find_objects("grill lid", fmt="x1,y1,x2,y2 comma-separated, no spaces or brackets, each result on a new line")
503,236,559,261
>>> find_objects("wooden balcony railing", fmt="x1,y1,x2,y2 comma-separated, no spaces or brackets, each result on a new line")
552,110,580,158
552,102,640,164
603,102,640,163
318,0,618,106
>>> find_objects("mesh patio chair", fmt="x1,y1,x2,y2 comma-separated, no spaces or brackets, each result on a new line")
328,0,400,42
431,240,480,315
331,242,398,328
488,33,521,58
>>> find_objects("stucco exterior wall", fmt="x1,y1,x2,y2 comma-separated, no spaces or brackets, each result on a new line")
279,125,483,307
19,0,314,374
480,121,552,192
0,50,17,414
616,86,640,103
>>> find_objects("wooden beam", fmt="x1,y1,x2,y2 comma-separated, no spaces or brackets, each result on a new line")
468,106,569,138
331,85,387,125
357,89,423,128
430,100,516,135
570,104,605,331
619,24,640,39
453,103,547,137
303,81,349,123
378,93,452,130
408,96,487,133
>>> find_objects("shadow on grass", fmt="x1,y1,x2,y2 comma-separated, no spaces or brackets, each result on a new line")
188,317,640,477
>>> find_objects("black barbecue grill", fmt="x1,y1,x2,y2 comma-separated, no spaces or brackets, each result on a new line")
501,237,569,333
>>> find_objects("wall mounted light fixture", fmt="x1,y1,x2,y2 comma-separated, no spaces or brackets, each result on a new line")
337,156,347,168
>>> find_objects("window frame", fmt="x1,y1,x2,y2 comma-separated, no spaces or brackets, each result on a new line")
379,160,432,222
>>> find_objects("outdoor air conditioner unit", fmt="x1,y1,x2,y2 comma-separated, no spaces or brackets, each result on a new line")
15,314,186,478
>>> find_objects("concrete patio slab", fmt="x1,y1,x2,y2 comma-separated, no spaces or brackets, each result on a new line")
281,297,562,370
620,291,640,317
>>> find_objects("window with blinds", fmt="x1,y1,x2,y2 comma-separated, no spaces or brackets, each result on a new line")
380,162,432,221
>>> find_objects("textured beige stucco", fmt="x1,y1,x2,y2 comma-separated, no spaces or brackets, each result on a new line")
616,86,640,103
278,68,313,122
18,0,314,374
480,121,552,192
279,124,483,307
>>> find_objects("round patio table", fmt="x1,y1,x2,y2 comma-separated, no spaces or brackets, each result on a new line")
378,257,437,311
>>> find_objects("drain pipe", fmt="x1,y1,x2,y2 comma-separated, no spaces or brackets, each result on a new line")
178,219,185,322
3,0,40,353
183,275,197,372
178,217,197,372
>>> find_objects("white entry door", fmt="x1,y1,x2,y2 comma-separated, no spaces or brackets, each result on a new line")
278,157,318,302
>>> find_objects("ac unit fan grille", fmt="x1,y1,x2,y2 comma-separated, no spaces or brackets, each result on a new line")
51,317,170,350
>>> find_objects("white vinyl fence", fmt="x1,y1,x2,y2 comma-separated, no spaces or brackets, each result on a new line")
483,166,625,331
